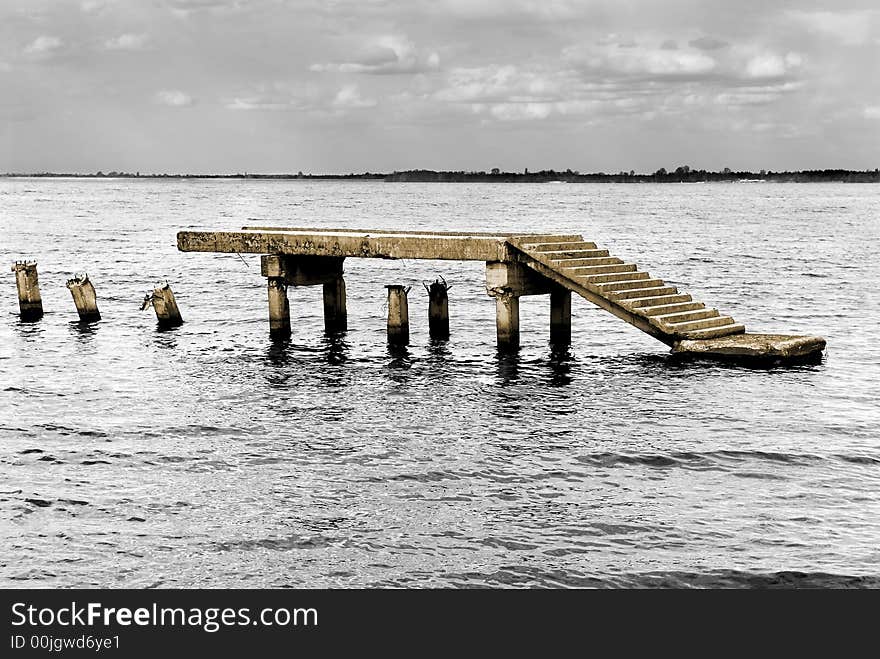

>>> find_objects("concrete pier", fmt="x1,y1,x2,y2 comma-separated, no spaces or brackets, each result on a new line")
142,283,183,328
66,275,101,322
386,285,410,345
267,277,291,338
550,288,572,346
425,277,450,340
177,227,827,364
12,261,43,321
323,277,347,333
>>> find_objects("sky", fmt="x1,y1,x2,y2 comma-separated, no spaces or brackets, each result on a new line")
1,0,879,173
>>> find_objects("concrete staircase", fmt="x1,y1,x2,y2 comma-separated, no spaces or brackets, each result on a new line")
509,237,745,346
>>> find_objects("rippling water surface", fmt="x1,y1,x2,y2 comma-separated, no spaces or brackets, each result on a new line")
1,179,878,588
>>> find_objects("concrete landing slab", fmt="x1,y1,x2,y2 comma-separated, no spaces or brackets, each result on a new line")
671,333,826,365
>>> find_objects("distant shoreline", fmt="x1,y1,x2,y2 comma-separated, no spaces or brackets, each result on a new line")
2,168,878,183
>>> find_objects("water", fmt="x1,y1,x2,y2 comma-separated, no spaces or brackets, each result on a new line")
1,179,878,588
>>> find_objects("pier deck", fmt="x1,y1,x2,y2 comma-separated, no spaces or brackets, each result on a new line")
177,226,826,362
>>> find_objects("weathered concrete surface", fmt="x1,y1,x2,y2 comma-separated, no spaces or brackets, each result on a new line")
179,229,581,262
66,275,101,322
323,277,347,333
267,278,291,338
495,293,520,352
425,277,450,340
261,254,344,285
386,285,410,344
143,283,183,327
485,260,554,297
549,288,571,346
12,261,43,321
672,333,826,363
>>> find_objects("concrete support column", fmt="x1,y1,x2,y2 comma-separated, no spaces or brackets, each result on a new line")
142,283,183,328
66,274,101,322
323,277,347,333
550,288,572,346
267,277,291,338
425,278,450,340
12,261,43,321
386,285,410,345
495,293,520,351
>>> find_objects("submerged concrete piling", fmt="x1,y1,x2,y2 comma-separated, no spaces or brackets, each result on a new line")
323,277,348,333
267,277,291,339
386,285,410,345
424,277,450,340
12,261,43,321
66,274,101,322
550,288,572,346
494,293,520,351
141,282,183,328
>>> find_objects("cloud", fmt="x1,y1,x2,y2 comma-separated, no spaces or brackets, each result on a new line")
104,33,149,51
81,0,117,13
155,90,195,106
714,81,805,107
23,36,63,56
311,36,440,75
745,52,802,79
434,65,565,104
331,85,376,109
689,37,729,51
864,106,880,119
789,10,877,46
566,41,717,77
224,88,313,111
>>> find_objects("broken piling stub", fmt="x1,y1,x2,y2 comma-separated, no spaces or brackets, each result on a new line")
386,285,410,345
141,282,183,328
65,274,101,322
424,277,450,340
12,261,43,321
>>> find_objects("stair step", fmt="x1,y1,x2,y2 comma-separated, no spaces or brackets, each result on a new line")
610,286,680,301
655,308,719,324
537,249,610,259
581,271,648,285
550,257,622,267
599,278,664,292
638,301,705,316
526,241,599,252
562,263,636,276
666,315,735,332
680,323,746,340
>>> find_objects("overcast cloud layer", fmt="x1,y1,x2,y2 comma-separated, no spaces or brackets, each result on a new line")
2,0,879,173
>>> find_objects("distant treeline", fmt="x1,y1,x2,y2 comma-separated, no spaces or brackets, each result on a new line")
386,167,880,183
3,167,879,182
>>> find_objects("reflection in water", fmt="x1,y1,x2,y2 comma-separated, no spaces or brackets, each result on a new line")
12,317,46,342
426,338,451,361
152,325,180,351
495,351,520,385
266,337,292,367
322,334,349,366
384,344,412,385
547,346,574,387
69,320,99,350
